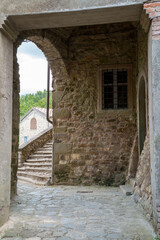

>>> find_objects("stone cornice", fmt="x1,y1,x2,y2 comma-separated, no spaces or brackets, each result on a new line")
0,17,19,42
140,8,151,33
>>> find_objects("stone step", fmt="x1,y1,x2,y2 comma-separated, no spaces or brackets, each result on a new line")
38,147,52,151
34,150,52,154
26,158,52,163
17,171,50,182
18,139,53,185
120,184,133,196
29,154,52,159
18,176,46,185
23,162,52,167
18,167,51,173
45,143,53,146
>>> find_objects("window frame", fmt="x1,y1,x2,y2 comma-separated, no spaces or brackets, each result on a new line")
30,117,37,130
24,136,28,142
97,64,133,113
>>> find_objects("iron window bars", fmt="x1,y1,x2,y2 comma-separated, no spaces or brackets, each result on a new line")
102,69,128,109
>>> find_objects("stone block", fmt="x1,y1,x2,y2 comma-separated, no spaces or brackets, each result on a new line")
71,154,81,160
54,127,67,133
54,154,59,164
70,159,85,166
54,143,72,154
54,91,63,102
120,184,133,196
54,164,69,173
54,109,71,119
54,165,70,181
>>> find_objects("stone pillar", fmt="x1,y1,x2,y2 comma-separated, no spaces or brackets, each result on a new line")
0,30,13,227
142,2,160,238
149,24,160,238
148,13,160,240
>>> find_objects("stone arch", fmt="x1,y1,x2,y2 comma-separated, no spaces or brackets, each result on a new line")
12,29,69,196
138,73,147,155
17,29,69,83
30,118,37,130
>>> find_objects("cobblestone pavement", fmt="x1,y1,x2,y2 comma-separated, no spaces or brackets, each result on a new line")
0,182,155,240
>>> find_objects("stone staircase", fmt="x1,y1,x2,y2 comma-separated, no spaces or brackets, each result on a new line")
17,141,52,185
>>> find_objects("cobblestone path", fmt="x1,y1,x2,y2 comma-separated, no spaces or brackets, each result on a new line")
0,182,155,240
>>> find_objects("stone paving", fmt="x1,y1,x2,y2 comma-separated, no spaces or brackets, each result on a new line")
0,182,155,240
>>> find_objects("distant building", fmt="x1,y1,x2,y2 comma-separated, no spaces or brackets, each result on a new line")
19,107,52,145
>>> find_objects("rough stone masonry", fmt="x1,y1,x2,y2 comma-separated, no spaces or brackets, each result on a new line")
2,0,160,238
14,22,138,187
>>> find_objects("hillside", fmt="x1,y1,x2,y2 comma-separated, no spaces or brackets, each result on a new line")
20,90,52,118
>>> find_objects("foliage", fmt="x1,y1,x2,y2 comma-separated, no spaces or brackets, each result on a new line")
154,236,158,240
20,90,52,118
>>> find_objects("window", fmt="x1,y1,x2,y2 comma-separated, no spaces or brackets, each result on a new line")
102,69,128,109
98,65,132,111
24,136,28,142
30,118,37,130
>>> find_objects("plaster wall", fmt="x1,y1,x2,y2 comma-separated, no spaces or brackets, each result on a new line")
0,0,145,15
148,25,160,236
0,31,13,227
0,0,144,34
19,111,51,145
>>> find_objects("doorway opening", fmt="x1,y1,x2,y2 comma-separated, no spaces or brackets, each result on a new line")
16,40,53,187
138,76,147,154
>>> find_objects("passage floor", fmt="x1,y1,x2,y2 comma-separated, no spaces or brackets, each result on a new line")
0,182,155,240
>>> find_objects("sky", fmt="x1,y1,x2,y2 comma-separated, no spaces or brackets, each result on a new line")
17,41,51,95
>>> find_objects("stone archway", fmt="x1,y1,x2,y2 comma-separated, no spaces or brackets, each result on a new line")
11,29,69,197
138,76,147,154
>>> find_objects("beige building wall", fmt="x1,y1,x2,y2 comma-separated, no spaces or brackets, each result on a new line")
19,109,51,145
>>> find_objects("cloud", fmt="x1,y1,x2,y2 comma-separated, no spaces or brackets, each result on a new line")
17,52,48,95
17,42,52,95
18,41,45,59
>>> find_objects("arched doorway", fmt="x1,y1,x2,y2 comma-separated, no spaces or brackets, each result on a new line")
12,31,67,198
138,77,147,154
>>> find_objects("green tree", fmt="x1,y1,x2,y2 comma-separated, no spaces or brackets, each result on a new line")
20,90,52,118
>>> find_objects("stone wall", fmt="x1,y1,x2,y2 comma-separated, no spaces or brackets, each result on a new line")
53,23,138,185
133,25,153,220
14,23,139,187
11,44,20,198
18,126,53,166
134,133,153,219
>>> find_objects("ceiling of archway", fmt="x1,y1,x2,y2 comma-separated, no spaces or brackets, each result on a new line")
8,4,143,31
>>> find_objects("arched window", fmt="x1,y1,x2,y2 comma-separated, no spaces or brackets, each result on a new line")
138,77,147,154
30,118,37,130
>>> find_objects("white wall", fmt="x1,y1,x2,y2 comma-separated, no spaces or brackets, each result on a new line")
19,110,51,145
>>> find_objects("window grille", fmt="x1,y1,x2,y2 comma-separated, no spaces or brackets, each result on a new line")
102,69,128,109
